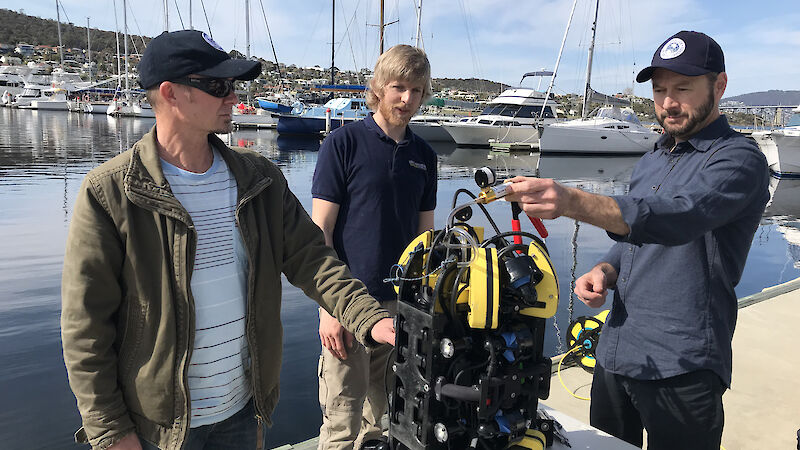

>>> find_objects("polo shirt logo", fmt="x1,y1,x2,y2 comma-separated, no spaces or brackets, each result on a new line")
409,161,427,171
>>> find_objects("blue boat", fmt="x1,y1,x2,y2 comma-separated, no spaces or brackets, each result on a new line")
255,97,293,114
276,97,370,135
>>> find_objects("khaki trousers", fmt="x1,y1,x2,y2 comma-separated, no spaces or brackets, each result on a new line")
318,301,395,450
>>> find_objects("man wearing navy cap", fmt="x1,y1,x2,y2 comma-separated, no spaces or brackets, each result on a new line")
61,30,395,450
505,31,769,449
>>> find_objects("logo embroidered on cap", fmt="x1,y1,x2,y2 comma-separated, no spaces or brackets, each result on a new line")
202,32,225,52
409,161,426,171
660,38,686,60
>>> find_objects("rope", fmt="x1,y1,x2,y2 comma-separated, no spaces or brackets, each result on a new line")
557,346,590,401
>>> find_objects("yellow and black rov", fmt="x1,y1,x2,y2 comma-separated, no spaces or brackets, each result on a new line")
381,168,561,450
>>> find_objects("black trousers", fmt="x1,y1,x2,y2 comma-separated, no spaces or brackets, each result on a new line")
590,364,725,450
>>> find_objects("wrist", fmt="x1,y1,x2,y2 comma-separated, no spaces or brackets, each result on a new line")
563,186,579,218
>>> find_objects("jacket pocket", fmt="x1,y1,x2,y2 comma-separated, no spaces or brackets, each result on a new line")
117,297,150,382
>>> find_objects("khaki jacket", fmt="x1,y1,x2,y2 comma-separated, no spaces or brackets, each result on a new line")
61,128,389,450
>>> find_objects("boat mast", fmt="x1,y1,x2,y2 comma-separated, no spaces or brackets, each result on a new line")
123,0,130,97
414,0,423,49
540,0,578,118
113,0,121,91
330,0,335,85
379,0,385,54
189,0,193,29
245,0,251,104
87,17,92,82
163,0,169,32
56,0,64,70
582,0,599,119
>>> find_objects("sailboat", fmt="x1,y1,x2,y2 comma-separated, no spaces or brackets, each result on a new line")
538,0,660,155
107,0,152,118
275,0,372,135
231,0,277,128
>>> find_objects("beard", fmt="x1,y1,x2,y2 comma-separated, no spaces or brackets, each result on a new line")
656,88,716,140
211,117,234,134
378,99,415,128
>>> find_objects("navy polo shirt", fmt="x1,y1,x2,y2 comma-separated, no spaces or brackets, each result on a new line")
596,115,769,386
312,113,438,302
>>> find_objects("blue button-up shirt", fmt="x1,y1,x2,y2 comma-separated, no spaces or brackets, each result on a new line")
596,115,769,386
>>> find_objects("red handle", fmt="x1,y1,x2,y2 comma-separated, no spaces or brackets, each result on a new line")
511,219,522,245
528,216,548,239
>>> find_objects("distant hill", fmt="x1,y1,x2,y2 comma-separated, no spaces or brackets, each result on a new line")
0,8,151,56
723,90,800,106
433,78,507,95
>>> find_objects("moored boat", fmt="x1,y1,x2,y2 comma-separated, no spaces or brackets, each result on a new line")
752,106,800,178
441,88,560,147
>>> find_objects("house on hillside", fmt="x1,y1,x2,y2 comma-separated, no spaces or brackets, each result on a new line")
15,43,34,57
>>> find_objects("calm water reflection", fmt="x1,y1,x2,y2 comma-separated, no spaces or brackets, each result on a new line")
1,108,797,449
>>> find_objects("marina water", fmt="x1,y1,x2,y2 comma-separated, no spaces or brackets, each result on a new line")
1,108,798,449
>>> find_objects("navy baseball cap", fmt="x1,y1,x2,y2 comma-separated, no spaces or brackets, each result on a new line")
636,31,725,83
138,30,262,89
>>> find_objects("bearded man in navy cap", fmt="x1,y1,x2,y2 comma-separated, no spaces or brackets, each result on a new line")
61,30,395,450
504,31,769,449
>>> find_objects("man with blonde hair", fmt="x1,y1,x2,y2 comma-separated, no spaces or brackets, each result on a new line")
312,44,437,450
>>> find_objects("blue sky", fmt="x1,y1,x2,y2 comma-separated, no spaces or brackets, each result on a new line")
5,0,799,98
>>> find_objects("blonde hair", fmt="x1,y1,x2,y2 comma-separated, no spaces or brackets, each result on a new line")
366,44,432,111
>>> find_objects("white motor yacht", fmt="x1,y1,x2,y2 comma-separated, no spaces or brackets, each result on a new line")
11,83,47,108
27,88,71,111
539,106,659,154
0,65,32,100
752,106,800,178
441,88,560,147
409,115,458,142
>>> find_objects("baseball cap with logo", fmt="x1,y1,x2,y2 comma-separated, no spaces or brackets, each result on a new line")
137,29,262,90
636,31,725,83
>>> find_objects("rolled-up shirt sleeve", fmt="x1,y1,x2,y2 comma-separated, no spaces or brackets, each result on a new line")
607,142,767,247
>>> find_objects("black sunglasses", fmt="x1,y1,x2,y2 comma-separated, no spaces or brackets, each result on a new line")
170,77,235,98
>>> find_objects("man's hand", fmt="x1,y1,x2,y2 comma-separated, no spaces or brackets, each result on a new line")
369,317,396,346
505,176,630,236
505,176,573,220
319,308,355,360
574,263,617,308
108,433,142,450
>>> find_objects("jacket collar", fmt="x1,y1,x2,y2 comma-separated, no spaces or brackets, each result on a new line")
655,115,733,154
124,126,272,221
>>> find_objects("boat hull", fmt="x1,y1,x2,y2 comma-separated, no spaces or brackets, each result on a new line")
409,122,454,142
442,123,541,147
84,102,111,114
256,99,292,113
232,112,276,126
277,115,354,135
539,124,657,155
754,129,800,177
28,100,70,111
